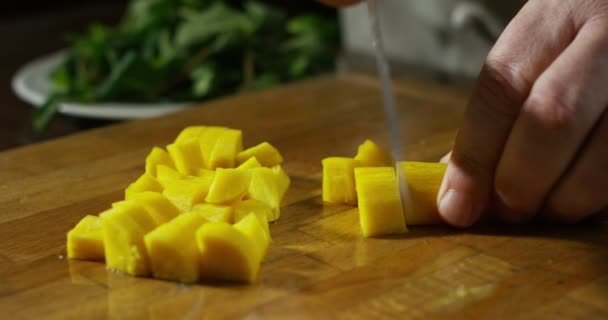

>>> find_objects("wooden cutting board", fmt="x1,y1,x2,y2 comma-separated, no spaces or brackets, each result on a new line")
1,74,607,319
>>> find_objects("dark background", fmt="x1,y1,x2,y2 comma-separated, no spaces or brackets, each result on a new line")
0,1,334,151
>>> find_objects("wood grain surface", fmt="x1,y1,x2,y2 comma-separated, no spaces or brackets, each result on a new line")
0,74,607,319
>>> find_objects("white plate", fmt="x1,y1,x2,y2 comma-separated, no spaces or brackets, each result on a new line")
12,50,194,120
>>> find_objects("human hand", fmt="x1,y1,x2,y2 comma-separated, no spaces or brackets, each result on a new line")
438,0,608,227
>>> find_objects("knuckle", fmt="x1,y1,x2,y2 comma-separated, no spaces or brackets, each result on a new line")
451,148,492,179
494,173,538,215
548,196,596,222
476,58,528,119
525,87,578,131
548,183,607,222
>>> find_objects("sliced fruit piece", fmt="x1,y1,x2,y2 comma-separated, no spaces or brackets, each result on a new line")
175,126,207,144
196,220,263,283
162,174,215,212
354,139,393,167
400,162,447,225
156,165,186,188
192,203,233,223
237,157,262,170
321,157,362,205
199,127,227,168
236,142,283,167
247,167,290,221
145,147,175,177
205,168,250,204
144,211,208,283
233,213,270,260
233,199,272,241
101,201,158,275
167,139,204,176
125,173,163,200
271,165,290,201
207,129,243,169
127,192,180,225
67,215,104,261
354,167,407,237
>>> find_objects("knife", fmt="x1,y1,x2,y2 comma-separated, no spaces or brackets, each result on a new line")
366,0,412,219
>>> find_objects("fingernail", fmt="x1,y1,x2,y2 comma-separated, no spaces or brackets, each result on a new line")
439,189,474,227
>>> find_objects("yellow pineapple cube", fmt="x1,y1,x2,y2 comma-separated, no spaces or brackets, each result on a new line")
156,165,186,188
127,192,180,225
237,157,262,170
144,211,209,283
67,215,104,261
236,142,283,167
162,174,215,212
192,203,233,223
145,147,175,177
196,217,267,283
199,127,227,168
174,126,207,144
247,167,290,221
271,165,290,200
400,162,447,225
354,139,393,167
207,129,243,169
321,157,362,205
125,173,163,200
101,201,158,275
205,168,250,205
167,139,204,176
233,199,272,241
233,213,270,260
354,167,407,237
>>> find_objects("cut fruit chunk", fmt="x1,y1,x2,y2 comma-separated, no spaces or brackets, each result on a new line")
205,168,250,205
125,173,163,200
156,165,186,188
174,126,207,144
354,139,393,167
322,157,362,205
162,174,215,212
247,167,290,221
207,129,243,169
236,142,283,167
199,127,227,168
192,203,233,223
400,162,447,225
233,213,270,260
145,147,175,177
144,211,209,283
167,139,204,176
237,157,262,170
127,192,180,225
233,199,272,241
101,201,158,275
196,218,266,283
67,215,104,261
354,167,407,237
271,166,290,201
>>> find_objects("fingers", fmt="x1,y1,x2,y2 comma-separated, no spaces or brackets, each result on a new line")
495,19,608,221
546,111,608,222
438,1,577,227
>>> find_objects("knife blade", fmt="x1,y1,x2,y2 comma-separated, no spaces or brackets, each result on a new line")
366,0,412,219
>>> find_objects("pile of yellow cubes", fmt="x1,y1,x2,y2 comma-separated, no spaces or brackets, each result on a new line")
322,140,447,237
67,126,290,284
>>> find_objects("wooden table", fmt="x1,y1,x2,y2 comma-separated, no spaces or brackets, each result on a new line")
1,74,607,319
